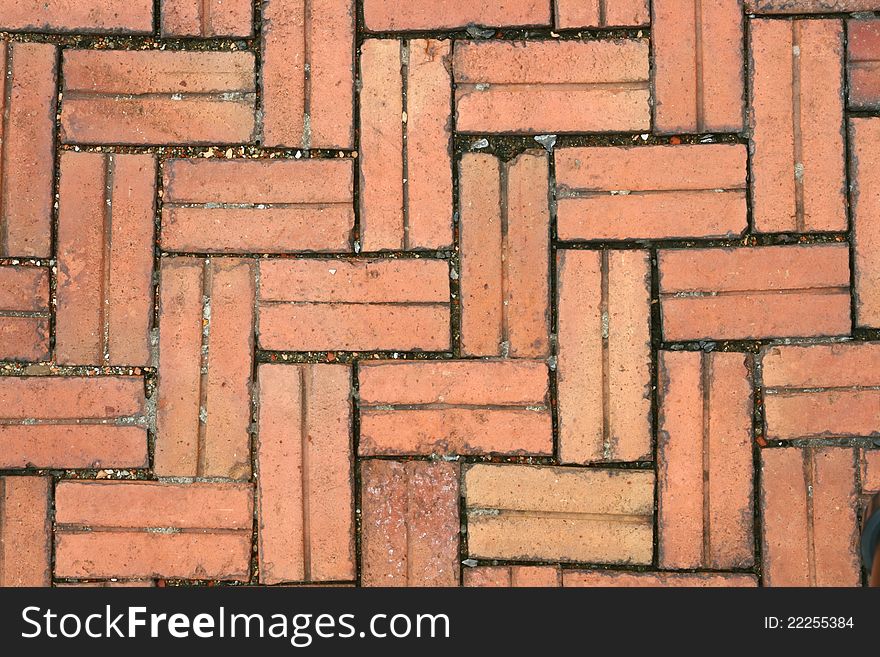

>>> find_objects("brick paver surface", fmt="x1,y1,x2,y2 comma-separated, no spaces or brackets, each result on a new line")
0,2,877,588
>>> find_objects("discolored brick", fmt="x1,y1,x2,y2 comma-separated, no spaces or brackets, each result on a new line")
556,249,652,464
746,0,877,11
0,0,153,33
564,571,758,587
464,566,561,587
0,266,49,362
363,0,550,30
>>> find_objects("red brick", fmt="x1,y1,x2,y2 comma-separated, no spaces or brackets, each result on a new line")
863,449,880,493
563,571,758,587
556,144,747,240
257,363,355,584
61,50,256,145
0,376,148,469
658,351,754,569
55,481,253,581
556,250,652,463
659,244,851,341
358,360,552,456
258,258,450,352
156,257,255,479
0,0,152,33
162,158,353,253
57,152,155,366
848,19,880,109
652,0,744,134
460,151,550,357
57,581,155,587
554,0,648,29
261,0,354,149
749,18,847,233
358,39,453,251
0,266,49,362
161,0,253,37
363,0,550,30
463,565,561,587
361,459,459,587
761,343,880,440
746,0,876,11
0,477,51,587
760,446,860,586
465,464,654,564
850,118,880,328
0,41,57,258
453,40,650,133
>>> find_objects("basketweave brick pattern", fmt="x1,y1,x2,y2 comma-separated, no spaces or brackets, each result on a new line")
4,1,880,589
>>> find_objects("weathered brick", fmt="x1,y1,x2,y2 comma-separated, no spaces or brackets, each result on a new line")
761,343,880,440
760,446,860,586
0,266,49,362
749,18,846,233
454,40,650,133
746,0,877,11
162,158,353,253
652,0,744,134
465,464,654,564
0,376,148,469
261,0,354,149
160,0,253,37
156,257,255,479
0,0,153,33
850,118,880,328
556,249,651,464
257,259,450,352
363,0,550,30
0,41,57,258
848,19,880,110
554,0,648,29
658,351,754,569
460,151,550,358
863,449,880,493
564,571,758,587
361,459,459,587
57,152,155,366
57,581,155,587
257,363,355,584
358,360,552,456
61,50,256,145
55,481,253,581
659,244,851,341
0,476,51,587
358,39,453,251
555,144,747,240
463,566,561,587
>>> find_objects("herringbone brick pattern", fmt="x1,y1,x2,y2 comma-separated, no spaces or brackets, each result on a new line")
0,0,878,587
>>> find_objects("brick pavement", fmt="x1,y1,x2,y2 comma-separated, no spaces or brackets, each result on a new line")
0,1,878,587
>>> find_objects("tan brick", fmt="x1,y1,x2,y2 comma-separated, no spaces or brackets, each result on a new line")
361,460,460,587
850,118,880,328
658,351,754,569
761,343,880,440
0,0,153,33
554,0,648,29
57,152,155,366
453,40,650,133
460,151,550,358
463,565,561,587
0,477,51,587
55,481,253,581
162,158,353,253
465,464,654,564
761,446,860,586
160,0,253,37
652,0,744,134
556,249,652,464
358,360,552,456
659,244,851,341
749,18,846,233
258,258,450,352
156,257,255,479
61,50,256,145
0,266,49,362
358,39,453,251
0,376,148,469
363,0,550,30
261,0,354,149
556,144,747,240
0,41,57,258
564,571,758,587
257,363,355,584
